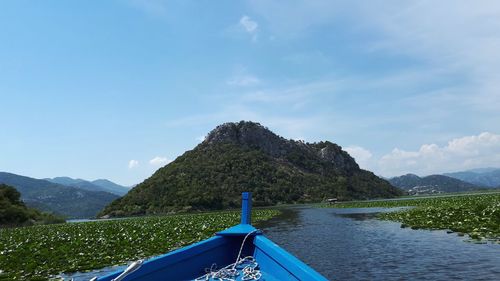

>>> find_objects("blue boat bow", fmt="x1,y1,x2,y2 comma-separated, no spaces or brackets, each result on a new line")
95,192,329,281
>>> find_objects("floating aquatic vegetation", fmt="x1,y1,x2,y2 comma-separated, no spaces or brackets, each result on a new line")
0,209,279,281
327,193,500,243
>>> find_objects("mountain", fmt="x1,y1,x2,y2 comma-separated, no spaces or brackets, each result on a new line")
101,121,403,217
45,177,129,196
91,179,131,195
45,177,104,193
0,172,119,218
443,168,500,188
389,174,482,194
0,184,64,227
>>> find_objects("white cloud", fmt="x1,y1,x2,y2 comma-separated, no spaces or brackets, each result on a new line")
149,156,170,166
377,132,500,177
196,135,206,142
240,15,258,33
149,156,171,166
128,159,139,169
227,75,260,86
345,146,373,169
239,15,259,41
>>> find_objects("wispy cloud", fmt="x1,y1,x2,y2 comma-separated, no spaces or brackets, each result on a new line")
239,15,259,41
227,75,260,86
128,159,139,169
360,1,500,110
149,156,171,166
249,0,500,111
226,65,261,87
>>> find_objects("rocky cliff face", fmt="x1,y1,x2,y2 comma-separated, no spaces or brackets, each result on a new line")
204,122,292,157
204,121,359,173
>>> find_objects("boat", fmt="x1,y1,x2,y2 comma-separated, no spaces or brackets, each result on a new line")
93,192,329,281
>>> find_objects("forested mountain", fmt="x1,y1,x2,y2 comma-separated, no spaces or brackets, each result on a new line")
45,177,129,196
101,121,403,217
0,172,119,218
389,174,482,194
0,184,64,227
91,179,131,195
444,168,500,188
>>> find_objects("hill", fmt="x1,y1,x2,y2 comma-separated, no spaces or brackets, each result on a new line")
0,184,64,227
389,174,482,195
91,179,131,195
444,168,500,188
0,172,119,218
45,177,129,196
101,121,403,217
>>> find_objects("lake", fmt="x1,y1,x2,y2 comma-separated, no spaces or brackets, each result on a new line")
62,206,500,280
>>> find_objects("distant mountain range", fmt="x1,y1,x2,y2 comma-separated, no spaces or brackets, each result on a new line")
44,177,130,196
388,174,484,195
0,172,119,218
101,121,403,217
444,168,500,188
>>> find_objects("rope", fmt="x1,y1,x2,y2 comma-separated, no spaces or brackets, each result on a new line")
195,229,262,281
232,229,258,271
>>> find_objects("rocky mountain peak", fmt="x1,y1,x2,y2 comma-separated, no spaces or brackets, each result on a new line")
314,141,359,171
203,121,289,157
203,121,359,172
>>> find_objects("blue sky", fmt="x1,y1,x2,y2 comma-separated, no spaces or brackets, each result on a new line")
1,0,500,185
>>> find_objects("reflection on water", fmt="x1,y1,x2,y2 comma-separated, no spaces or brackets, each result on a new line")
255,207,302,229
334,206,411,221
262,207,500,281
62,207,500,281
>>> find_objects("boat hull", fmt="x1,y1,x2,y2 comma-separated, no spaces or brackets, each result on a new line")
95,192,328,281
96,231,327,281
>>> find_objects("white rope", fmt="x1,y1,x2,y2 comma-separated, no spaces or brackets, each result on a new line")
232,229,258,271
195,230,262,281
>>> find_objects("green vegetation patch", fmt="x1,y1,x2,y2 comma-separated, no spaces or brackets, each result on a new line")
329,194,500,242
102,142,401,217
0,184,64,227
0,209,279,281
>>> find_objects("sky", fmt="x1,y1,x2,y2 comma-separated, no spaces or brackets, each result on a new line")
1,0,500,186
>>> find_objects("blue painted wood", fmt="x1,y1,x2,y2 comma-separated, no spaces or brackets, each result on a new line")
241,192,252,224
216,223,262,236
94,192,329,281
254,236,329,281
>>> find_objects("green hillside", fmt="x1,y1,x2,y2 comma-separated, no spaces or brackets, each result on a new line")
0,172,119,218
389,173,482,194
0,184,64,227
444,168,500,188
101,121,402,217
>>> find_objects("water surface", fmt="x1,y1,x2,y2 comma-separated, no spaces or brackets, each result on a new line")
63,207,500,280
259,207,500,281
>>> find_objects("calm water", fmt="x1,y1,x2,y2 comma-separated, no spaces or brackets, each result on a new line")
260,207,500,281
62,207,500,280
